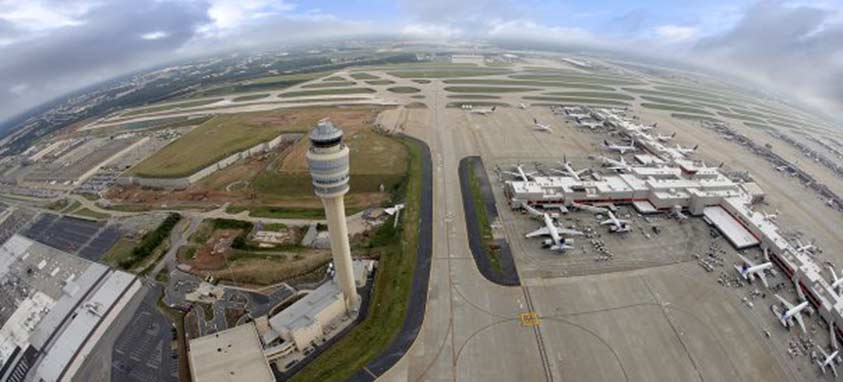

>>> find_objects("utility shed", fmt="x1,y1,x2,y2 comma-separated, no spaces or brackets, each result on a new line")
188,322,274,382
703,206,760,249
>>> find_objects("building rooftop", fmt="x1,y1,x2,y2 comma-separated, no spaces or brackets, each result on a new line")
269,278,342,334
188,322,274,382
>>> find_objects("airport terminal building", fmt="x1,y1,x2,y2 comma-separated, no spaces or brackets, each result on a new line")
0,235,140,382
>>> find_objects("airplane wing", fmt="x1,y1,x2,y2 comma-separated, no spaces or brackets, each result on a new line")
736,253,756,267
775,294,795,310
795,312,807,334
756,271,770,288
526,227,550,238
557,227,584,236
523,204,543,218
502,171,520,178
599,219,612,226
615,219,630,225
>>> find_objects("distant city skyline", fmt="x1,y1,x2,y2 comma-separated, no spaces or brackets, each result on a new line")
1,0,842,123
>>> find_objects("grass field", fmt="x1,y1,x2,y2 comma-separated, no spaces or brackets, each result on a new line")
442,79,615,91
365,80,395,85
446,101,510,108
544,91,635,100
322,76,346,82
124,99,223,117
468,161,501,273
70,207,110,220
278,88,375,98
232,94,270,102
101,238,138,268
250,72,332,85
411,79,431,84
639,95,698,106
447,94,501,99
509,74,645,85
387,68,511,78
131,112,311,178
253,128,408,201
522,96,629,106
386,86,421,94
290,138,422,382
640,103,715,115
670,113,724,123
444,86,539,93
349,72,379,80
300,81,357,88
717,111,766,124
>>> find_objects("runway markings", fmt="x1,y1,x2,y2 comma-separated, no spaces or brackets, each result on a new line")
520,312,541,327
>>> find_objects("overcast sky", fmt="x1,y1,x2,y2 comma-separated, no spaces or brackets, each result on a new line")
1,0,842,123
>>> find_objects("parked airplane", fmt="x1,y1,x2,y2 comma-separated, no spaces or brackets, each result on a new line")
577,117,603,129
674,143,698,155
502,164,535,182
519,103,528,109
599,155,632,172
760,210,778,222
570,201,608,214
469,106,496,115
600,210,630,232
794,239,816,255
774,294,809,333
826,266,843,295
816,346,839,377
550,155,588,181
733,254,773,288
533,118,552,132
603,139,637,154
523,204,559,220
655,132,676,142
525,213,577,251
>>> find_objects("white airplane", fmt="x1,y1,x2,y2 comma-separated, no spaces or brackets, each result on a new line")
599,155,632,172
469,106,496,115
794,239,816,254
759,210,778,222
550,155,588,181
603,139,637,154
774,294,809,333
522,204,559,220
525,213,577,252
655,132,676,142
674,143,698,155
570,201,608,214
600,210,630,232
670,205,688,221
733,254,773,288
533,118,552,132
502,164,536,182
578,118,603,129
816,346,839,377
826,266,843,295
519,103,528,109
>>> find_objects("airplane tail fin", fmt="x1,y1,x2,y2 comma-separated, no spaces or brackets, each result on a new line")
693,144,699,150
491,106,497,111
671,132,676,138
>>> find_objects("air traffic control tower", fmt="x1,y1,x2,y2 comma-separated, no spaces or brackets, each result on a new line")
306,118,359,311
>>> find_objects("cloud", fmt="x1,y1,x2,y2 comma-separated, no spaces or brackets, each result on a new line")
401,23,462,40
0,0,97,32
655,25,698,42
203,0,296,34
140,31,169,41
694,1,843,115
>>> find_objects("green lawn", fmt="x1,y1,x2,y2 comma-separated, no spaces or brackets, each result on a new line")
509,74,645,86
290,138,422,382
349,72,379,80
442,79,615,91
130,112,310,178
522,96,629,106
124,99,223,117
544,91,634,100
386,86,421,94
717,112,766,124
447,94,501,99
70,207,110,220
444,86,539,93
468,161,501,273
640,103,715,115
365,80,395,85
300,81,357,88
386,67,511,78
232,94,270,102
277,88,375,98
446,101,510,108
